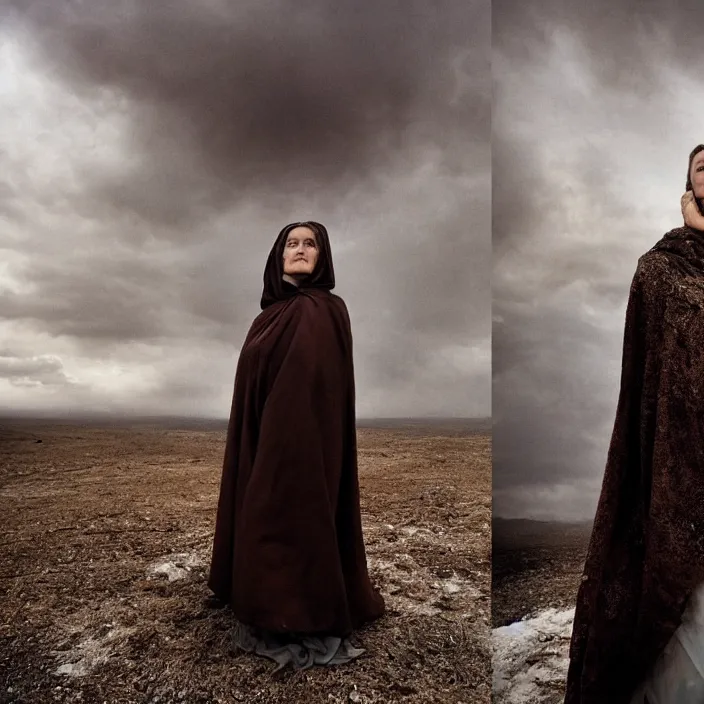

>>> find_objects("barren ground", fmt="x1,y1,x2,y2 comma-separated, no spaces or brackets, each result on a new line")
0,418,490,704
491,519,591,704
491,519,591,629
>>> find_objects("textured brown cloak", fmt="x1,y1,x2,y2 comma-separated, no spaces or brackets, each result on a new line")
207,222,385,636
565,225,704,703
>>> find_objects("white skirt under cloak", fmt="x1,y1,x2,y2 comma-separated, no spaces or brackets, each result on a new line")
631,581,704,703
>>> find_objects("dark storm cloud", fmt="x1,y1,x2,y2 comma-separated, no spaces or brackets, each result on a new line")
493,0,704,519
7,0,488,228
0,0,490,418
2,256,174,342
495,0,702,93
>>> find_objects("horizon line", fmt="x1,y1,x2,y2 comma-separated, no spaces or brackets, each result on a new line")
0,411,491,422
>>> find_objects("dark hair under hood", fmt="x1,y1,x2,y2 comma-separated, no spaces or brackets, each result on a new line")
260,221,336,309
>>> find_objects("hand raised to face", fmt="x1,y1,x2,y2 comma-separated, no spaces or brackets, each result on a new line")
681,190,704,231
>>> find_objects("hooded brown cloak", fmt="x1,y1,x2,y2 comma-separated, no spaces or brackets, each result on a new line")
565,147,704,703
207,221,385,637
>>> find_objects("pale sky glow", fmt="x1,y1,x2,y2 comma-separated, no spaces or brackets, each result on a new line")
0,1,490,419
493,0,704,520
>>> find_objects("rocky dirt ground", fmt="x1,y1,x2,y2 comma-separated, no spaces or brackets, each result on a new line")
491,519,591,704
0,418,491,704
492,519,591,629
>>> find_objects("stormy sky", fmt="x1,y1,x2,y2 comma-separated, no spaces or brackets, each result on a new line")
0,0,490,419
493,0,704,520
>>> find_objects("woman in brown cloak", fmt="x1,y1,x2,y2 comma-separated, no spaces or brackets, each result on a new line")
207,221,385,671
564,145,704,703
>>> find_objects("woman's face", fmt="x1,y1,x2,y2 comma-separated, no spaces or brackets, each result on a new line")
691,150,704,199
282,226,319,276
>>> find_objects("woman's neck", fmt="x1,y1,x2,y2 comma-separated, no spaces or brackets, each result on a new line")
282,273,301,287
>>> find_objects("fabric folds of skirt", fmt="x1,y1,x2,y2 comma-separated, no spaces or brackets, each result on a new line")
631,581,704,704
231,621,366,672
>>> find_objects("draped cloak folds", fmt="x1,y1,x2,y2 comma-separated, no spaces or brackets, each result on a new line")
207,222,385,637
564,225,704,703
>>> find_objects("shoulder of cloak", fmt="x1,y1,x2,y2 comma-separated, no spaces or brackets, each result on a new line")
623,234,704,357
634,251,673,286
327,292,350,316
300,292,354,356
633,237,688,298
299,290,350,320
640,227,689,265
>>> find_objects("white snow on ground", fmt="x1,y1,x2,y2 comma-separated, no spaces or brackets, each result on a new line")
52,625,137,677
52,549,207,678
367,553,481,618
492,608,574,704
145,551,204,581
365,519,486,617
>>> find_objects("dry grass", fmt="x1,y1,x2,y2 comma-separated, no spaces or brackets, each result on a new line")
0,419,490,704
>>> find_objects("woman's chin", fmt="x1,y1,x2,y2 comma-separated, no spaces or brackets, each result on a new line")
286,268,313,277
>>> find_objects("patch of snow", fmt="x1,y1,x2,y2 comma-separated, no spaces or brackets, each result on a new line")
52,625,136,678
367,556,478,618
145,552,203,581
399,600,442,617
441,577,463,595
492,608,574,704
400,526,435,539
